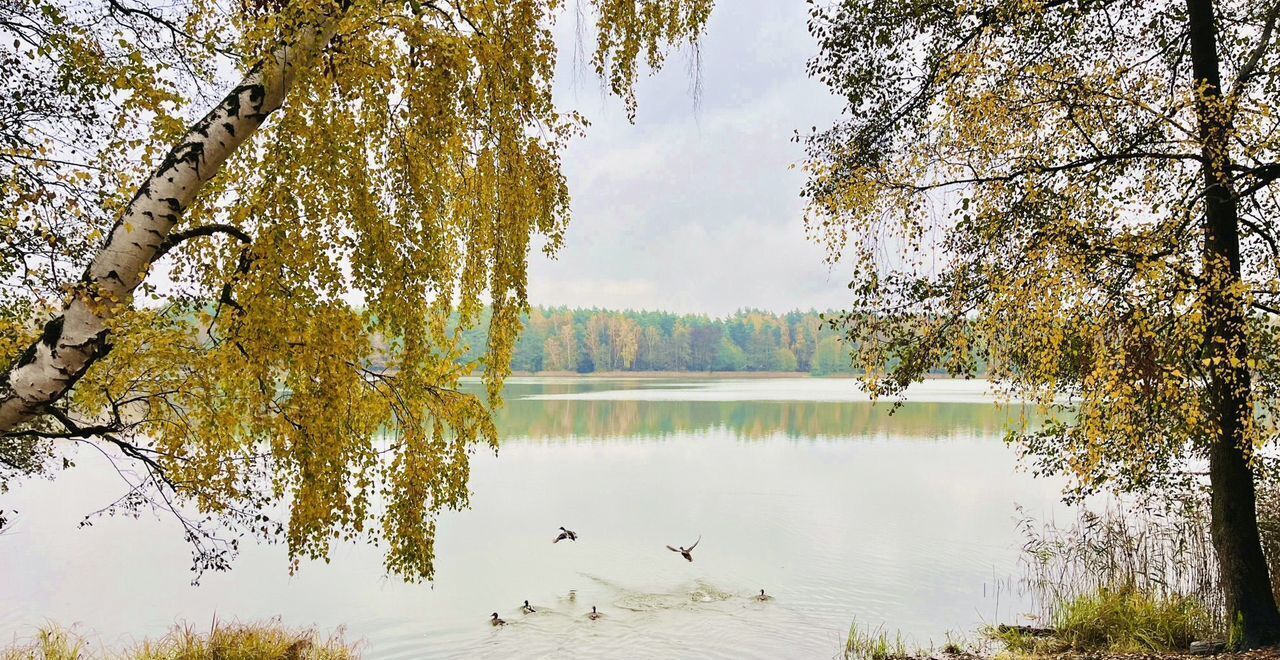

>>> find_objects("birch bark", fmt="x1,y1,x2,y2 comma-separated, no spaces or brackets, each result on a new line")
0,22,339,433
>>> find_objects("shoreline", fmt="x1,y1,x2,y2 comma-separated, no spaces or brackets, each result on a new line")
506,371,969,379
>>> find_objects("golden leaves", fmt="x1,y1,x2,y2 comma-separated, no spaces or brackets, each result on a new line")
1,0,711,580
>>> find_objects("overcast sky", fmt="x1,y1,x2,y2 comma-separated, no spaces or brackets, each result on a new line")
527,1,849,317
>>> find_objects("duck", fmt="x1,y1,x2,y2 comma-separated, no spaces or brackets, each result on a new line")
755,589,772,602
587,605,603,620
554,526,578,543
521,600,536,614
666,535,701,562
490,612,506,626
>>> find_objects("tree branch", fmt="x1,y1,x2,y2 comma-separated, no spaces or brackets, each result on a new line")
154,223,252,259
0,13,346,434
1231,0,1280,94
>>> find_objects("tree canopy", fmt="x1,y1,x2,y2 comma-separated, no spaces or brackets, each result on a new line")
803,0,1280,645
0,0,711,580
453,306,858,374
802,0,1280,494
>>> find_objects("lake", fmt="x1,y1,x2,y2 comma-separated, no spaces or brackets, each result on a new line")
0,377,1068,658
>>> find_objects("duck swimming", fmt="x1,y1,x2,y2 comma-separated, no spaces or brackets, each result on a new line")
490,612,506,626
755,589,772,601
521,600,536,614
554,526,578,543
587,605,603,620
666,535,701,562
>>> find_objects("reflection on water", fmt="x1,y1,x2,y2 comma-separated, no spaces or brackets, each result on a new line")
0,378,1066,659
497,397,1026,442
492,377,1038,442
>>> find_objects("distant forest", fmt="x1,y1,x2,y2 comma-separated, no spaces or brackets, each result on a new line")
458,308,857,375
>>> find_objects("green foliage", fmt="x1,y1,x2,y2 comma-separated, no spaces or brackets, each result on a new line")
458,307,856,374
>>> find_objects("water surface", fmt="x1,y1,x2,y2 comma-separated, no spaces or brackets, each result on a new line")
0,378,1066,658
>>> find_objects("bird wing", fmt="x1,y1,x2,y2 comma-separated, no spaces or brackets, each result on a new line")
687,535,701,551
666,545,680,553
554,533,566,543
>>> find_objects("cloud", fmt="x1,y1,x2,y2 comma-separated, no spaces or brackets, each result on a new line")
529,0,850,317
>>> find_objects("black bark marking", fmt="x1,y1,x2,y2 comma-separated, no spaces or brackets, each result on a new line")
39,317,64,351
55,330,111,393
12,344,38,370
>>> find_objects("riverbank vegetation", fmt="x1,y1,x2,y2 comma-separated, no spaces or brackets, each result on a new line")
1,620,356,659
994,488,1280,656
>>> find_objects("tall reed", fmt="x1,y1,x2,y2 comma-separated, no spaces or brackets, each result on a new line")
1016,494,1223,632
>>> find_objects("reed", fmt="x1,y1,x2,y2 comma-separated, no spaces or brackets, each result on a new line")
843,620,913,660
999,483,1280,654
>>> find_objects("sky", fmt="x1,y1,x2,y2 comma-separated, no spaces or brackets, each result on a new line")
527,1,850,317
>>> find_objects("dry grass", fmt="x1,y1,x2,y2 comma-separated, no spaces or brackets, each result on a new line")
844,620,986,660
1,626,87,660
2,620,357,660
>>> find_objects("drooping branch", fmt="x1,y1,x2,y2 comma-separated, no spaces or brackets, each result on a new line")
0,14,344,434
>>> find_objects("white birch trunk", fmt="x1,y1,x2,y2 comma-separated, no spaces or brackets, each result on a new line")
0,23,338,433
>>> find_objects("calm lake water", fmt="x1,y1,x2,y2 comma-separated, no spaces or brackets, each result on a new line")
0,378,1068,658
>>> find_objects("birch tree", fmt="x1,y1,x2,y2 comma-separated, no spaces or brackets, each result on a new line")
0,0,711,579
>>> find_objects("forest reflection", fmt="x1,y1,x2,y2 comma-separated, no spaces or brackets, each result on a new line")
491,396,1033,442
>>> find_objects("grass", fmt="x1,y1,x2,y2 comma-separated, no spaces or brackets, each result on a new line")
1053,586,1211,652
844,620,983,660
844,620,913,660
1,626,87,660
986,586,1213,655
2,620,358,660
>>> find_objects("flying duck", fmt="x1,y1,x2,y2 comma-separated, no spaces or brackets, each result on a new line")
554,526,579,543
666,535,701,562
490,612,506,626
521,600,536,614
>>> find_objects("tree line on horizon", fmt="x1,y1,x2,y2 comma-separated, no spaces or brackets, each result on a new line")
456,307,859,375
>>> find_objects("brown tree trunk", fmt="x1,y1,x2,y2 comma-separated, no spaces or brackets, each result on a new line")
1186,0,1280,648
